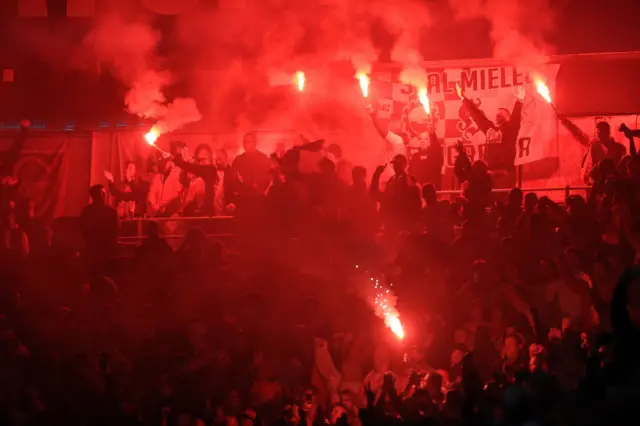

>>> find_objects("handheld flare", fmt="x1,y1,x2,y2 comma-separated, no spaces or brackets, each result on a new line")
144,128,169,156
144,128,159,145
418,87,430,115
356,73,370,98
535,79,552,104
367,269,405,340
533,77,558,115
295,71,305,92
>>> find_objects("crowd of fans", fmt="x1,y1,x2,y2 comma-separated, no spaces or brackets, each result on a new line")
1,117,640,426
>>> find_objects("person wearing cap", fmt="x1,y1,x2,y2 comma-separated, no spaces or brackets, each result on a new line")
560,117,626,183
370,154,421,231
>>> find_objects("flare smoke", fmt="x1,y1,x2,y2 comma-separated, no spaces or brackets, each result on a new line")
174,0,434,127
84,15,201,133
448,0,558,64
73,0,556,131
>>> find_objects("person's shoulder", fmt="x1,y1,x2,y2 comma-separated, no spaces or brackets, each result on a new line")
81,205,92,217
232,153,244,164
103,205,118,216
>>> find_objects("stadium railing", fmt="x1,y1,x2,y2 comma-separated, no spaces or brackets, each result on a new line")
117,185,590,243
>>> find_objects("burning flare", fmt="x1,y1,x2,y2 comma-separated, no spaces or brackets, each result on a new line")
535,79,552,104
370,274,405,340
386,315,405,340
295,71,305,92
418,87,430,114
356,72,370,98
145,128,159,145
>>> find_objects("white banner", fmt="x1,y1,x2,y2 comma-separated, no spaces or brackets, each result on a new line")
372,63,561,168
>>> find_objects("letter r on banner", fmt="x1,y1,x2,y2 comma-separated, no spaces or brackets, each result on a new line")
518,137,531,159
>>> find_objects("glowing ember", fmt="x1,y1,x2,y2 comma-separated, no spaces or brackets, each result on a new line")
418,87,430,114
535,79,552,104
145,128,159,145
356,73,370,98
295,71,305,92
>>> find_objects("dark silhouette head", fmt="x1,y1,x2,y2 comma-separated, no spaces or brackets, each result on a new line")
89,185,106,206
422,183,437,204
508,188,523,208
351,166,366,185
391,154,408,175
194,144,213,166
243,132,258,153
596,121,611,143
524,193,538,212
495,108,510,126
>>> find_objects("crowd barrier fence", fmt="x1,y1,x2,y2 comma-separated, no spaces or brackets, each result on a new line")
117,185,590,244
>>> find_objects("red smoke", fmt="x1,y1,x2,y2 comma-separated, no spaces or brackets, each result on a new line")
172,0,434,128
448,0,558,64
52,0,559,143
84,14,201,133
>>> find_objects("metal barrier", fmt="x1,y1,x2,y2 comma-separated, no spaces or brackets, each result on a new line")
118,185,591,243
436,185,590,200
118,216,234,245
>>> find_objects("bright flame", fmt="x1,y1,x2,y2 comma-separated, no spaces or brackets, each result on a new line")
386,315,405,340
418,87,430,114
296,71,305,92
370,273,405,340
535,79,552,104
145,128,159,145
356,73,370,98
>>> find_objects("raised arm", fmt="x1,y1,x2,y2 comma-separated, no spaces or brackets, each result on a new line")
109,183,135,202
369,165,386,201
454,142,472,183
456,83,493,133
560,116,590,147
620,123,638,156
506,100,524,136
173,155,217,183
428,130,445,167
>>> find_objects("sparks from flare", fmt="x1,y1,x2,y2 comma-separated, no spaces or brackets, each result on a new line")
295,71,305,92
363,268,405,340
418,87,430,115
356,72,370,98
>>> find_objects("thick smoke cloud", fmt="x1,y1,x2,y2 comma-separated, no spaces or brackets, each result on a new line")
172,0,435,129
78,0,558,136
83,14,201,133
448,0,558,64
